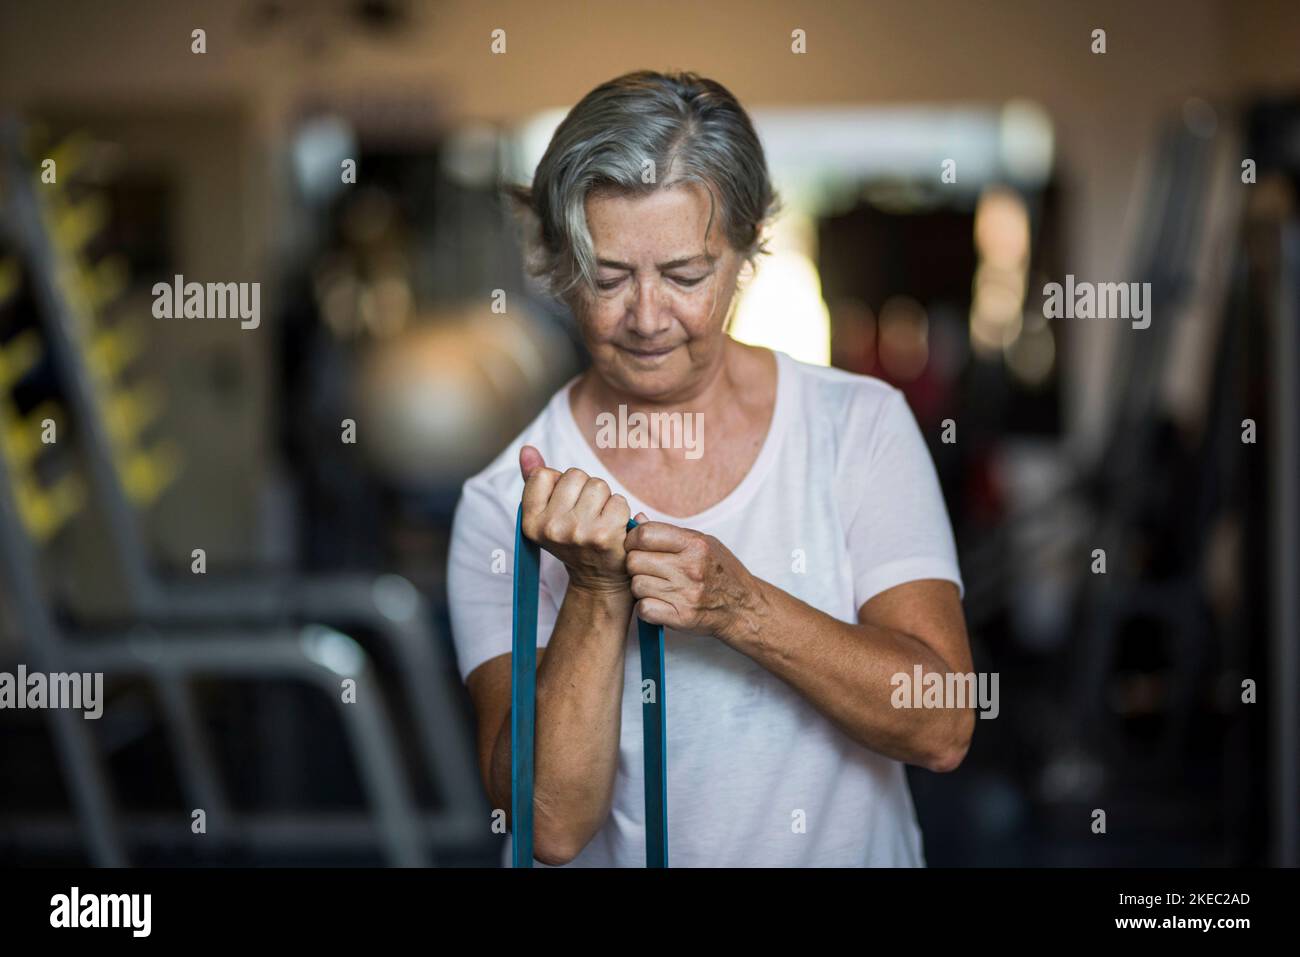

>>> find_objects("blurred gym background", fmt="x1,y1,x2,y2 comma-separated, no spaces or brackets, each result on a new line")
0,0,1296,867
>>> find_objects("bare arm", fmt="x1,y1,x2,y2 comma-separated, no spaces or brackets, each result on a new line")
724,576,974,771
625,521,974,772
468,583,633,865
464,445,634,866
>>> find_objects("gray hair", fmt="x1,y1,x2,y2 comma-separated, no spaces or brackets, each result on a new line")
506,70,781,304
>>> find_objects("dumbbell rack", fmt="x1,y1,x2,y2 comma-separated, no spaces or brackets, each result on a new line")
0,114,486,866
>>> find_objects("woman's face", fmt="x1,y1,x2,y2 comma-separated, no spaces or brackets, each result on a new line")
572,181,745,402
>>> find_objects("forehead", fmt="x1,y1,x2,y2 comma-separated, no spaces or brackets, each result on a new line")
584,181,725,259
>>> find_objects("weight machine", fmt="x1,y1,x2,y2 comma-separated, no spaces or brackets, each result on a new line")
0,115,486,866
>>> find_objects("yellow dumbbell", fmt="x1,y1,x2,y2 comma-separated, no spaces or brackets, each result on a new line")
102,382,163,446
34,130,93,191
0,329,44,390
15,471,86,543
47,193,109,256
88,255,130,310
63,256,128,318
2,400,64,468
87,323,144,382
119,439,183,506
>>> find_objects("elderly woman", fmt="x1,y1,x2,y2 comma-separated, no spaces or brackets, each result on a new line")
448,70,972,867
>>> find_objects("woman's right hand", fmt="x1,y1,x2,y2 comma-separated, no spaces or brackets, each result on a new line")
519,444,632,596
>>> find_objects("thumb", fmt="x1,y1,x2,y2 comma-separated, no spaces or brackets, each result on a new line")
634,511,649,523
519,444,546,481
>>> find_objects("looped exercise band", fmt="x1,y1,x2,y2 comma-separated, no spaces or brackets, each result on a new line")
511,504,668,868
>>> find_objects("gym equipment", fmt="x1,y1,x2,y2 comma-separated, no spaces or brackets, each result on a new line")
955,112,1243,768
0,114,485,865
12,128,183,514
0,237,426,864
510,508,668,868
949,97,1299,866
1052,113,1251,779
0,427,430,866
0,320,84,543
354,304,575,490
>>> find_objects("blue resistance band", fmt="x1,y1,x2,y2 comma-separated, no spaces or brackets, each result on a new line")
511,505,668,868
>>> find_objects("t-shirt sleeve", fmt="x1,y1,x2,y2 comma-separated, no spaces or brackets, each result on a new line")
843,387,964,610
446,476,562,683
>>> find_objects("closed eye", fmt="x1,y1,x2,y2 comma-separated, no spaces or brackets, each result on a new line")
597,274,705,291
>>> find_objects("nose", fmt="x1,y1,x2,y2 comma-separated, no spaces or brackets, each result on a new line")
627,275,671,338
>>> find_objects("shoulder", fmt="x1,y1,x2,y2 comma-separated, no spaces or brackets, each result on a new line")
778,350,907,448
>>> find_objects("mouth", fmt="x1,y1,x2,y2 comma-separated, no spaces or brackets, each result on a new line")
621,344,678,360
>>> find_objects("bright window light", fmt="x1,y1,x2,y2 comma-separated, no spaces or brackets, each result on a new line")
729,213,830,366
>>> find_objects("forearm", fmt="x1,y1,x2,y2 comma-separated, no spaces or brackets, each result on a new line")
721,576,973,772
489,582,633,862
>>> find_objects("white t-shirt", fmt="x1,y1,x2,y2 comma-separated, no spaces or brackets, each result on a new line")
447,348,964,867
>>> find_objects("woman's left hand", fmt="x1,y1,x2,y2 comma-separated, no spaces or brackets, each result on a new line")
623,512,758,636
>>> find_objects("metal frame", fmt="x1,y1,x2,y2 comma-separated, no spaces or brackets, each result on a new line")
0,114,484,865
0,404,431,865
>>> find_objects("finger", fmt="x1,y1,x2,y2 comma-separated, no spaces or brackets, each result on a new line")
601,492,631,526
574,476,612,521
634,511,649,524
634,596,678,628
624,521,692,553
519,444,546,481
545,467,590,516
521,466,561,532
630,572,675,600
625,548,679,580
